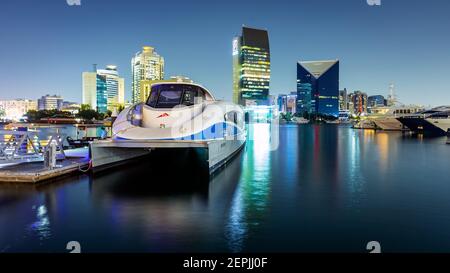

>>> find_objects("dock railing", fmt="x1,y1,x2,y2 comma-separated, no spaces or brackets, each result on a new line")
0,130,65,164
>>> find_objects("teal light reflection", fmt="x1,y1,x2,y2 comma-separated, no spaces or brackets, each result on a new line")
225,123,273,252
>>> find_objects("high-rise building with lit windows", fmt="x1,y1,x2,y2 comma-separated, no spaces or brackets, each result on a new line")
82,65,125,114
297,60,339,117
97,65,125,113
131,46,165,103
232,27,270,106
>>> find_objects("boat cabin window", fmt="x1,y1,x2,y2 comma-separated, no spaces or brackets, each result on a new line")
158,90,183,108
146,84,207,108
147,89,159,108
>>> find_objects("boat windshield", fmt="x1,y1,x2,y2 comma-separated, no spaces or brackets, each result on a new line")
146,84,206,108
158,90,183,108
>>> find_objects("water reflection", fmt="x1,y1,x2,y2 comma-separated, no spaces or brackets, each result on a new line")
28,204,51,240
0,178,84,251
225,124,273,252
346,129,367,210
2,125,450,252
85,147,245,252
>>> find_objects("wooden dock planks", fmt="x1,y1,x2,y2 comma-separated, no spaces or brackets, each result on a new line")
0,157,89,183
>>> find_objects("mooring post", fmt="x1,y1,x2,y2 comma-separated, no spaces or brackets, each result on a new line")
44,143,57,169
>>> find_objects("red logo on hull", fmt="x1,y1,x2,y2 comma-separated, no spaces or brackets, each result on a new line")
157,113,169,118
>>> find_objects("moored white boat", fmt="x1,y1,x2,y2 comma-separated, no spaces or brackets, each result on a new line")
90,82,246,174
369,105,424,131
397,106,450,135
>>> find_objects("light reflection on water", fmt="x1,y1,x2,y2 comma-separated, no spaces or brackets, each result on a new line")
347,129,366,210
28,205,51,240
1,124,450,252
226,124,273,252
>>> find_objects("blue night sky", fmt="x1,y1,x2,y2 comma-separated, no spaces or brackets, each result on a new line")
0,0,449,106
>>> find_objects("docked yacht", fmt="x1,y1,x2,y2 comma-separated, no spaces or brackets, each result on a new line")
368,105,425,131
90,82,246,174
397,106,450,135
292,117,309,124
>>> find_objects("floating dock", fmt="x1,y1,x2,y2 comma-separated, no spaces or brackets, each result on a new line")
0,157,89,183
0,135,246,183
0,148,90,184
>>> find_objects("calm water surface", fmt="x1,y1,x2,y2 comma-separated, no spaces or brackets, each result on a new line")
1,124,450,252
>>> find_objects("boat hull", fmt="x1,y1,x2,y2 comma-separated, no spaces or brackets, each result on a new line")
90,134,246,176
397,117,449,135
208,137,245,174
425,118,450,136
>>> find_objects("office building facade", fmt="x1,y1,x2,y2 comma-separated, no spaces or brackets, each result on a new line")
368,95,386,108
277,92,297,114
97,65,125,112
297,60,339,117
339,88,348,111
233,27,270,106
349,91,368,115
0,99,37,120
82,65,125,114
131,46,165,103
38,95,64,111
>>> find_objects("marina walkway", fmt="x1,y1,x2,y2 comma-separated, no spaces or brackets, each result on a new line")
0,148,89,183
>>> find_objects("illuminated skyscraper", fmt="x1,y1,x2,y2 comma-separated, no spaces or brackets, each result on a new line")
82,65,125,114
297,60,339,117
97,65,125,113
131,46,165,103
232,27,270,106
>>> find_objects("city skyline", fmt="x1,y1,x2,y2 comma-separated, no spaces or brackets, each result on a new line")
1,0,450,106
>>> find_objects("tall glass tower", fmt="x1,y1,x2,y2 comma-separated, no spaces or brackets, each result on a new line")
297,60,339,117
131,46,165,103
233,27,270,106
82,65,125,114
95,74,108,114
97,65,125,113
